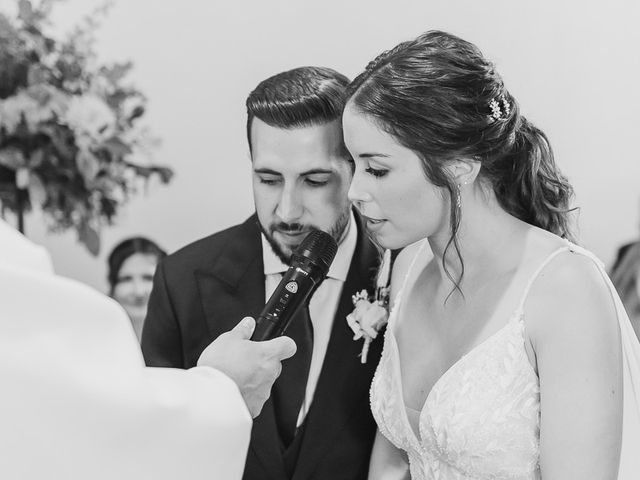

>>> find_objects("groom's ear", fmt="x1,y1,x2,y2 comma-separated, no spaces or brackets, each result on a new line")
444,158,481,186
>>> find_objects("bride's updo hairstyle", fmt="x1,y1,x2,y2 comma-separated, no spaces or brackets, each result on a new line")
346,30,575,291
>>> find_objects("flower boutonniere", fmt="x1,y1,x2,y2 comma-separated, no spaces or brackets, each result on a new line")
346,249,392,363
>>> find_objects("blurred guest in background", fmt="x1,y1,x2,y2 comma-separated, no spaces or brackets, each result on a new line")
611,240,640,339
107,237,166,341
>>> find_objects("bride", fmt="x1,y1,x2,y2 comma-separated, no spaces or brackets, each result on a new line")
343,30,640,479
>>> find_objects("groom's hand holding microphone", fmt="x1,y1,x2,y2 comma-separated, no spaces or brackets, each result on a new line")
198,230,337,418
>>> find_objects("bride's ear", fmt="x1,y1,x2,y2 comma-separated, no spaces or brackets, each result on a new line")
445,159,481,186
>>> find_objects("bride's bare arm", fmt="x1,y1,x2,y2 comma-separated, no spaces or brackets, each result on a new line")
525,252,623,479
368,430,410,480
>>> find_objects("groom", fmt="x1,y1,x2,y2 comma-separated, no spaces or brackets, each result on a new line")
142,66,384,480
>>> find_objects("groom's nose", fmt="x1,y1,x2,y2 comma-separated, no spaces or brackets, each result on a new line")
275,184,303,223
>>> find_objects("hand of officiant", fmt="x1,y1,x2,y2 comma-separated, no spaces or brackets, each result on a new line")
197,317,297,418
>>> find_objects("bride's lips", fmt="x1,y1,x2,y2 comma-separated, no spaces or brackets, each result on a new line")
361,214,386,231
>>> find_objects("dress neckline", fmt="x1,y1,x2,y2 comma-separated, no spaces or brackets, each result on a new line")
386,238,575,446
390,310,526,445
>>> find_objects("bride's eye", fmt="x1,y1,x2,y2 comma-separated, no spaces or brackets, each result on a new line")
365,167,388,178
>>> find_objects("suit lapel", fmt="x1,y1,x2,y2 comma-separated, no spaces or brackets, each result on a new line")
195,216,265,337
293,214,383,480
195,215,286,480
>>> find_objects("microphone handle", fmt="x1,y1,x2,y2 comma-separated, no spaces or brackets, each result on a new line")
250,266,319,341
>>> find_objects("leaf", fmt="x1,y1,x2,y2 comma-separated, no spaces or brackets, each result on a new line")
0,148,26,170
75,149,100,183
26,83,53,104
27,171,47,206
18,0,35,25
78,221,100,256
101,136,132,159
41,124,76,164
15,167,29,188
124,162,174,183
37,0,54,21
127,105,145,124
155,166,174,184
100,61,133,85
29,148,44,168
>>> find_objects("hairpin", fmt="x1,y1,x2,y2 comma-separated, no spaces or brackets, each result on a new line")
489,96,510,121
489,99,502,121
501,96,510,117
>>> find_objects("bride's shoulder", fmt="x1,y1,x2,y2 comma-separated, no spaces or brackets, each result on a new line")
523,228,606,296
523,236,618,349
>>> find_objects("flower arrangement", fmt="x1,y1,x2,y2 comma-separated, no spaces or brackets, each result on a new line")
0,0,173,254
346,249,392,363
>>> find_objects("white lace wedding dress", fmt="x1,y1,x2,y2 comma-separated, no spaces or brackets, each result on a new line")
370,239,640,479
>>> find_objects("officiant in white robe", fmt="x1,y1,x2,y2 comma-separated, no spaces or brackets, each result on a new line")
0,219,280,480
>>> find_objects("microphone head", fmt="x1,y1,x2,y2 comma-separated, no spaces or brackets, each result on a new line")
292,230,338,275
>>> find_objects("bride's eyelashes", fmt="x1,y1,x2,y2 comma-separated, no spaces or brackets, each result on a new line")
365,167,389,178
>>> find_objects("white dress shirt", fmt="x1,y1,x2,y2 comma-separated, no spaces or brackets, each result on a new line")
261,212,357,426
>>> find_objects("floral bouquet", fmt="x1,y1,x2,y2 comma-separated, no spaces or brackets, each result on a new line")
0,0,173,254
346,249,392,363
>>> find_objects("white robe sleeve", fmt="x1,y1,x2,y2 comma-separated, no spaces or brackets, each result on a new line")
0,224,251,480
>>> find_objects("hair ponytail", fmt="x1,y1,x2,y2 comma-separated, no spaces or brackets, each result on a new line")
494,117,576,242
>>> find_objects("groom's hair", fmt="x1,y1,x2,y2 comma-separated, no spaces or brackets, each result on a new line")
245,66,350,154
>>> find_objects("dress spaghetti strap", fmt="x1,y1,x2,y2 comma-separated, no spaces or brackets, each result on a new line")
388,239,430,328
514,243,571,316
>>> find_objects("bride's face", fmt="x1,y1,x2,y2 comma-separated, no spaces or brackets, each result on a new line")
343,104,448,250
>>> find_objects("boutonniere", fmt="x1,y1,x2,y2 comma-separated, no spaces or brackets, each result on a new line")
346,249,391,363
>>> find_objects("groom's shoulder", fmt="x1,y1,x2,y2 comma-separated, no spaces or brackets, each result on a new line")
162,216,260,273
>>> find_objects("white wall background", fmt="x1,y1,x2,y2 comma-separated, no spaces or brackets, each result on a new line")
1,0,639,293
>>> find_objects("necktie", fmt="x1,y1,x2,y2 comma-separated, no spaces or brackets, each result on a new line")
272,300,314,447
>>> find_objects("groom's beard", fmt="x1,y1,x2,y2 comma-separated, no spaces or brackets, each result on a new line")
259,210,350,266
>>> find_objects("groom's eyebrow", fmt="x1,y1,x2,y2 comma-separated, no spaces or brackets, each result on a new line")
358,153,390,159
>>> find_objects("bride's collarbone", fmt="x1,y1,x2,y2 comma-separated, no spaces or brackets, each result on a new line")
402,273,515,336
395,273,520,405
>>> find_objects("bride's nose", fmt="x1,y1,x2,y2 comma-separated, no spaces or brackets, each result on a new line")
348,173,372,204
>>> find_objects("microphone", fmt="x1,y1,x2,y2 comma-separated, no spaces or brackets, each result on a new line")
251,229,338,341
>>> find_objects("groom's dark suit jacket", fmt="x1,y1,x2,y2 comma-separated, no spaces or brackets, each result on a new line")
141,214,384,480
